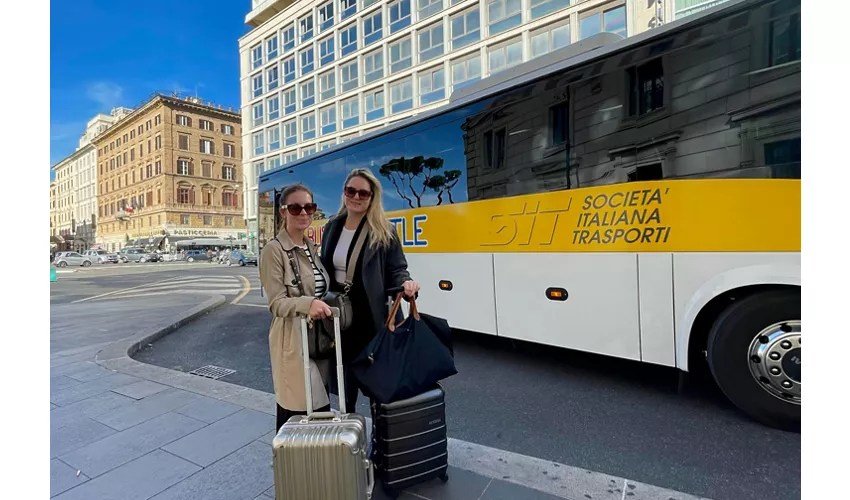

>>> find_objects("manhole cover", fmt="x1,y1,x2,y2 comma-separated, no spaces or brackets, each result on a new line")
189,365,236,380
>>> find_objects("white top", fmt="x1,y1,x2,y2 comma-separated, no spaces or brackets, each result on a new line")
298,244,327,298
333,227,356,284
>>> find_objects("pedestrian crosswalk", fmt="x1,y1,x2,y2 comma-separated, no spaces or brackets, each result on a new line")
93,276,247,301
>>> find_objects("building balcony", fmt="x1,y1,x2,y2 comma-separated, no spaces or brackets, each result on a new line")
165,203,242,214
246,0,297,28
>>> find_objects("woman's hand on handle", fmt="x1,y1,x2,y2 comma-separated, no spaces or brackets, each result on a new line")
402,280,420,298
308,299,332,320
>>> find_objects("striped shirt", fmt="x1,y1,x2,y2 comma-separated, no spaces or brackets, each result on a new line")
300,245,327,298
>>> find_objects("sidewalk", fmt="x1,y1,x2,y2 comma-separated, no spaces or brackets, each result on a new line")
50,295,708,500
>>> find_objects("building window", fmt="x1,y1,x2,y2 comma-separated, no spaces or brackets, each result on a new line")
769,1,801,66
200,138,215,155
530,0,568,20
320,140,336,151
418,0,442,20
282,57,296,83
283,120,298,146
177,115,191,127
489,38,523,73
283,151,298,164
224,142,236,158
301,80,316,108
390,78,413,114
253,131,265,156
282,24,295,52
225,216,233,226
155,114,161,126
365,88,385,121
364,49,384,84
320,36,335,66
267,65,280,90
283,87,297,114
319,71,336,101
319,2,335,31
389,0,412,34
341,0,357,19
627,58,664,116
221,124,234,135
340,24,358,56
268,95,280,121
764,137,801,178
253,102,265,127
267,34,279,60
340,61,358,92
419,66,446,105
222,165,235,181
223,191,238,207
488,0,522,35
155,135,162,150
320,105,337,135
341,97,359,129
202,161,212,177
300,47,315,75
451,8,481,49
268,125,281,150
531,22,570,58
199,119,213,131
146,163,153,177
203,190,213,206
203,215,212,225
581,5,626,39
155,160,162,174
301,113,316,141
300,14,314,42
252,73,263,98
550,102,568,146
178,186,194,204
419,23,444,63
179,134,190,151
130,130,135,139
389,37,412,74
177,160,192,176
181,215,190,225
484,128,506,169
267,156,280,172
302,146,317,157
363,11,383,46
251,44,263,69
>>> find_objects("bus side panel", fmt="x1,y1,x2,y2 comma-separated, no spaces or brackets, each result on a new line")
493,253,640,360
637,253,676,367
404,253,498,335
672,252,801,371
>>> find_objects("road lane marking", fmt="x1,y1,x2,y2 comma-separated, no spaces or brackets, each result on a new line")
231,275,252,305
70,276,186,303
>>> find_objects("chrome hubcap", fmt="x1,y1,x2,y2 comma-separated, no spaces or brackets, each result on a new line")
748,320,801,405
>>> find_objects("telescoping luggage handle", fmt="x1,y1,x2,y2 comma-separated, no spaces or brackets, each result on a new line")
300,307,348,419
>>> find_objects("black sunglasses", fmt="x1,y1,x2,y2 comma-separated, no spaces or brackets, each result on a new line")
285,203,317,216
344,186,373,199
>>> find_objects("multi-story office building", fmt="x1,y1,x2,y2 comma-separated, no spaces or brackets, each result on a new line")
50,181,60,250
238,0,670,251
50,107,132,252
93,94,246,252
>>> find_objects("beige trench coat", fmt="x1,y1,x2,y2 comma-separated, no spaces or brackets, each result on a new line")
259,228,332,411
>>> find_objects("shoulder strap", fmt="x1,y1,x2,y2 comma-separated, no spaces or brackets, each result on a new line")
343,226,369,291
274,237,305,295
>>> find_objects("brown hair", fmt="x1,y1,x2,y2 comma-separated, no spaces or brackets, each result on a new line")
279,183,314,229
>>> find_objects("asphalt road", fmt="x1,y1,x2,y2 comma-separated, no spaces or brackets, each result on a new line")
135,299,801,500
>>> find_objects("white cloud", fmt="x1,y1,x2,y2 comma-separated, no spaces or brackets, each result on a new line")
85,81,124,108
50,121,85,142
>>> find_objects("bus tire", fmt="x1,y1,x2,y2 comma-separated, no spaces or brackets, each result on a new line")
706,290,801,431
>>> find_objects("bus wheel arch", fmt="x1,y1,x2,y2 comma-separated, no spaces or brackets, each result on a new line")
686,284,800,430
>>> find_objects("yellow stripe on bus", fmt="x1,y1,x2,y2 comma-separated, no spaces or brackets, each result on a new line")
305,179,801,253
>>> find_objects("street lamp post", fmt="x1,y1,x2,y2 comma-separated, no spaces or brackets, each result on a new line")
235,171,258,254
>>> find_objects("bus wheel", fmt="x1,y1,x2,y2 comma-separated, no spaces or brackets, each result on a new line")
706,290,800,431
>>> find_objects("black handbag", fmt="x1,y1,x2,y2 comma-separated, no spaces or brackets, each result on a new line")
284,248,335,360
321,225,369,333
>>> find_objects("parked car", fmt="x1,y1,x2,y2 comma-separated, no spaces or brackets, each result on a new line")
83,249,119,264
54,252,92,268
228,250,258,266
183,250,209,262
119,248,160,263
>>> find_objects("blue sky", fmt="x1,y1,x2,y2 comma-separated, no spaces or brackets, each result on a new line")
50,0,252,180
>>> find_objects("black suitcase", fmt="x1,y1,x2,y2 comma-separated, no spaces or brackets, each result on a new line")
370,384,449,498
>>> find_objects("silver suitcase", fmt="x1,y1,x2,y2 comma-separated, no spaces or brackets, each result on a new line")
272,307,374,499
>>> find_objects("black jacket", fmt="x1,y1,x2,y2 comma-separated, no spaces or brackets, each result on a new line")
320,215,412,359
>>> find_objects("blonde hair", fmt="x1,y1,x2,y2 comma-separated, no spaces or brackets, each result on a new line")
337,168,394,248
279,183,313,230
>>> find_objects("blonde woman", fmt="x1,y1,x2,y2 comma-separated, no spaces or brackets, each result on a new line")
259,183,333,432
319,168,420,411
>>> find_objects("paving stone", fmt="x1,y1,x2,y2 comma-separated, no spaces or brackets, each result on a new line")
480,478,565,500
51,351,99,368
51,458,90,497
51,417,117,458
52,402,58,410
51,360,98,376
51,372,142,407
92,388,206,431
111,380,170,400
163,408,274,467
59,411,206,478
63,362,115,383
256,431,276,446
173,395,242,424
50,392,136,431
53,449,201,500
149,441,273,500
51,375,84,391
403,466,491,500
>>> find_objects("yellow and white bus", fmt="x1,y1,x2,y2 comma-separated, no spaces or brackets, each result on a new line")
258,0,801,429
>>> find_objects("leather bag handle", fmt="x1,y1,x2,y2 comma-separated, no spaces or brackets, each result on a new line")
386,292,421,332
